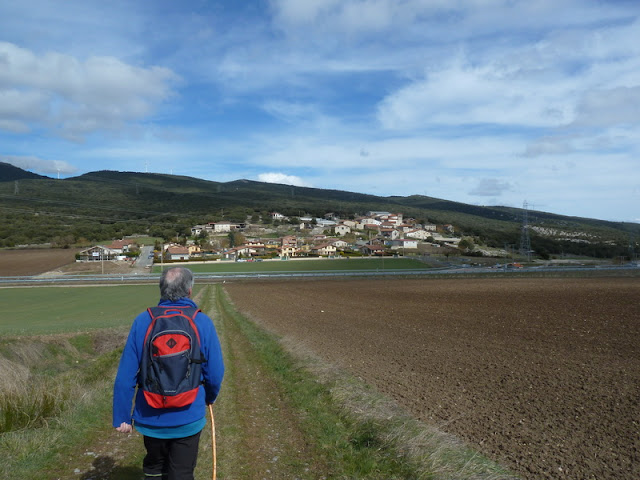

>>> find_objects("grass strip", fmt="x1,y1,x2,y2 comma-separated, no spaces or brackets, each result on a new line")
153,257,430,274
0,330,143,479
0,285,158,336
215,284,518,479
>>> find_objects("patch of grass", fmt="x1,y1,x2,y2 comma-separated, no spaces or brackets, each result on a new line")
0,331,128,479
0,375,76,432
0,285,158,335
68,333,95,355
0,379,118,479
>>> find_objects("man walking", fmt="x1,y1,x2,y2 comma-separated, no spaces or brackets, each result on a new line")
113,266,224,480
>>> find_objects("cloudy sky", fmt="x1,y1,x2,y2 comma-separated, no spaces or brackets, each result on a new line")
1,1,639,222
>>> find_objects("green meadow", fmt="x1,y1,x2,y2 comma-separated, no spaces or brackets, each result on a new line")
154,257,429,274
0,285,159,335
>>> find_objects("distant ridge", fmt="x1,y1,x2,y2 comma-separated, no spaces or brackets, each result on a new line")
1,165,638,257
0,162,50,181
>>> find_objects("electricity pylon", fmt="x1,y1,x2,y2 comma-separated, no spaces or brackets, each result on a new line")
519,201,531,261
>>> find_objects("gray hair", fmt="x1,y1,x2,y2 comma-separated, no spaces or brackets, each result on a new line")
159,267,194,301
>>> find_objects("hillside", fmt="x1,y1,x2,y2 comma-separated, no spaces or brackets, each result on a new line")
0,161,50,181
0,167,638,258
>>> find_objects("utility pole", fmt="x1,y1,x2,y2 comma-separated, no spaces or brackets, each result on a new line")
519,201,531,262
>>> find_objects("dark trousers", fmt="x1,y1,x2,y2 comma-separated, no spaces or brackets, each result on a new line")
143,431,202,480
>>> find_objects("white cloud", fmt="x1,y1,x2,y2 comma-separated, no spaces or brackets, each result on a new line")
261,101,321,123
469,178,514,197
0,42,177,140
257,172,313,187
573,86,640,127
2,154,78,175
523,136,574,158
376,54,581,130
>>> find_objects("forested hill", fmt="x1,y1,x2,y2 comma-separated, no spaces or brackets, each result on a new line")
0,167,638,258
0,162,50,181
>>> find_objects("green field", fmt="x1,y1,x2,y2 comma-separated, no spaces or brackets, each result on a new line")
0,285,159,335
154,257,429,274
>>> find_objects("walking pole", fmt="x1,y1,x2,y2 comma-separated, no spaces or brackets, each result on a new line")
208,404,217,480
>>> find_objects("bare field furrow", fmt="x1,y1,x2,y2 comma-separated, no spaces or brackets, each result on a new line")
225,277,640,480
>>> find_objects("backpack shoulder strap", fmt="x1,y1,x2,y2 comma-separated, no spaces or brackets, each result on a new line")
143,307,159,345
187,307,202,344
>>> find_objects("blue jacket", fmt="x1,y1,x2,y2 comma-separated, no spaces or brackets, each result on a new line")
112,297,224,428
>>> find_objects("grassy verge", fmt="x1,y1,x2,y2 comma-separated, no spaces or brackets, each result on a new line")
153,256,430,274
0,330,131,479
215,284,518,479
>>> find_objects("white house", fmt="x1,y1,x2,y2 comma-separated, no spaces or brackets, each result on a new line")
210,221,238,233
77,245,118,262
431,233,462,246
334,224,351,236
279,245,299,257
311,244,337,256
315,218,336,227
191,225,206,236
341,220,358,229
367,211,391,217
379,228,400,240
166,246,190,261
406,229,432,240
360,218,381,226
388,239,419,250
329,239,349,249
387,214,403,226
222,245,257,260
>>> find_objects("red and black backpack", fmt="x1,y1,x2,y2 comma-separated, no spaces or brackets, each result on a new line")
138,305,204,409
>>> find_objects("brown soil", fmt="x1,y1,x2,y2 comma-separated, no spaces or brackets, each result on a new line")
0,248,82,276
52,260,136,275
0,247,141,277
224,277,640,480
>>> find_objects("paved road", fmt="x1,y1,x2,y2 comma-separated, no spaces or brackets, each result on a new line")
1,263,638,286
132,245,154,270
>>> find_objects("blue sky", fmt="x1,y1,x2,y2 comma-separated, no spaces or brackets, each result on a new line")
1,0,639,223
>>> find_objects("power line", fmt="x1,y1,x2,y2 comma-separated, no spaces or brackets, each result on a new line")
519,200,531,261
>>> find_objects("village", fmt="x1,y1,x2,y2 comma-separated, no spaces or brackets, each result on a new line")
76,210,465,263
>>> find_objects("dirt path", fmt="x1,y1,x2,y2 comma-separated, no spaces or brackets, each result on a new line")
211,284,326,479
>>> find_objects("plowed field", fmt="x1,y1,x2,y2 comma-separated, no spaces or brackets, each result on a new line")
225,277,640,480
0,248,81,276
